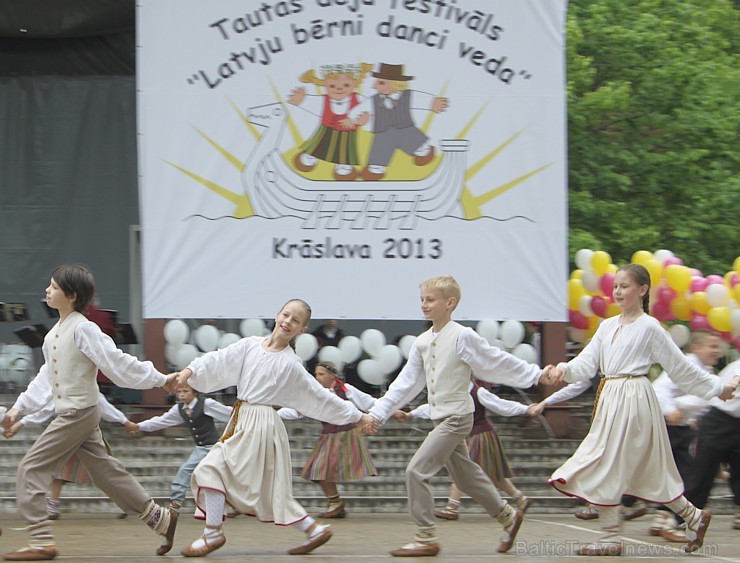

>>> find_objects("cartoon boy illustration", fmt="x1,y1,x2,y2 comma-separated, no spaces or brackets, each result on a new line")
348,63,449,181
288,63,373,181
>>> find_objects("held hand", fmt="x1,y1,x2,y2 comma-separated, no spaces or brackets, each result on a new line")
664,410,684,425
175,369,193,390
1,408,19,430
544,365,567,385
338,117,357,131
392,410,409,422
359,413,379,434
538,365,555,386
718,382,737,401
4,421,23,439
355,112,370,126
162,372,180,394
123,420,140,435
527,402,545,417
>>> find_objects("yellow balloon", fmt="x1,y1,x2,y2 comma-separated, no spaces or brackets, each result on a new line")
734,256,740,275
607,263,618,274
591,250,612,276
666,264,691,292
568,279,587,311
690,291,711,315
707,306,731,333
644,259,663,286
588,315,601,330
606,303,621,317
735,283,740,303
670,296,691,321
725,271,735,286
570,269,584,280
632,250,653,265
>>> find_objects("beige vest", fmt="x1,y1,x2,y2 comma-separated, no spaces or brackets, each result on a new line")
46,311,99,412
415,321,474,420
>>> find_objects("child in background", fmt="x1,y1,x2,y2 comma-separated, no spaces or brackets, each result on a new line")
168,299,376,557
131,382,233,513
3,392,136,520
547,264,738,556
278,361,379,519
400,380,538,520
366,275,550,557
0,264,178,560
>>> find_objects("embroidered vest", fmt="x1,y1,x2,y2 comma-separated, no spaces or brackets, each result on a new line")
178,397,221,446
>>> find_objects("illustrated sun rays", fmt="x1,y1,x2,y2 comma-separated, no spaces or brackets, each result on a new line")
166,87,551,220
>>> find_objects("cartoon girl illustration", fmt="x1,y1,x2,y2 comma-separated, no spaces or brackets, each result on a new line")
288,63,372,181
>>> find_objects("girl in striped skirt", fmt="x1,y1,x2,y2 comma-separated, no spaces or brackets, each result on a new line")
279,361,378,518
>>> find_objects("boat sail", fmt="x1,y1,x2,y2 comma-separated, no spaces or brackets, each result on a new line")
241,102,470,230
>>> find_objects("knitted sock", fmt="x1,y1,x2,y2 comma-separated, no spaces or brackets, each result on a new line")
597,506,622,544
294,516,328,538
665,497,702,531
327,494,342,508
139,499,171,536
46,498,60,516
28,519,55,549
204,490,226,528
496,504,516,529
445,499,461,512
414,525,438,544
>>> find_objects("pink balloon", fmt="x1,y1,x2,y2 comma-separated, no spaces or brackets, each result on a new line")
690,276,709,293
568,309,589,330
599,273,615,297
591,296,608,318
663,257,684,267
657,285,676,305
651,301,673,322
705,275,724,286
734,336,740,352
690,268,703,277
690,313,710,331
730,273,740,288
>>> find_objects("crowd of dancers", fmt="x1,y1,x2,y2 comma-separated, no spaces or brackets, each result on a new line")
0,264,738,560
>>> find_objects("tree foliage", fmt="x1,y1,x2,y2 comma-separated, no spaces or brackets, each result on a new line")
566,0,739,275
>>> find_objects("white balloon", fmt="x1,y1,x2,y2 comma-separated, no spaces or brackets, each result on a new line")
357,358,386,386
475,319,500,345
174,344,199,370
240,318,266,337
489,338,506,350
164,319,189,346
578,295,594,318
654,249,675,264
194,324,219,352
575,249,594,271
581,270,600,293
731,308,740,336
338,336,363,364
705,284,729,308
294,333,318,361
164,343,180,366
360,329,386,357
218,332,241,349
668,324,691,349
512,343,537,364
376,345,403,375
500,320,525,349
318,346,344,371
398,335,417,359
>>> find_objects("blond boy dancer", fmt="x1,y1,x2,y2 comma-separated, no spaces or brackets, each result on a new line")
366,276,550,556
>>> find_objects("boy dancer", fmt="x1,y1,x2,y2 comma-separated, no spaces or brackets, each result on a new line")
365,275,550,556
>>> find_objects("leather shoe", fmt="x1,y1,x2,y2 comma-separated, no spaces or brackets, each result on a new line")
685,510,711,553
413,147,435,166
180,533,226,558
390,542,440,557
497,508,524,553
333,168,358,181
575,505,599,520
622,502,648,521
288,528,332,555
156,508,178,555
317,500,346,519
3,546,58,561
293,153,316,172
361,166,385,181
434,508,459,521
576,543,622,556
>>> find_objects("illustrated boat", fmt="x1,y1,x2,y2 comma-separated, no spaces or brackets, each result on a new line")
240,102,470,230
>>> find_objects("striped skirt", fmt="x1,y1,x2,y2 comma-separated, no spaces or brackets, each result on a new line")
301,428,378,483
56,436,112,485
302,125,359,165
466,428,513,482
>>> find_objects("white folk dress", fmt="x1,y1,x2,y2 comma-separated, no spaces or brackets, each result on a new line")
186,336,362,525
549,314,722,506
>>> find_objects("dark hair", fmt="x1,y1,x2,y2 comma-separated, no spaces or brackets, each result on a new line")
51,264,95,313
618,264,650,314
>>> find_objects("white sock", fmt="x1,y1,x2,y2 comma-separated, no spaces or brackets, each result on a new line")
204,490,226,528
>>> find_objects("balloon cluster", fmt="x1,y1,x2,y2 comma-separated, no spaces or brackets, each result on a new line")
294,330,416,387
475,319,538,363
568,249,740,350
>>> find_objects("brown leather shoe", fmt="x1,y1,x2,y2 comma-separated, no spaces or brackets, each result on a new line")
288,528,332,555
622,502,648,521
576,543,622,556
575,505,599,520
434,508,459,521
3,546,58,561
414,147,435,166
684,510,711,553
180,533,226,558
156,508,178,555
333,168,358,181
659,527,687,543
361,166,385,181
46,514,58,522
293,153,316,173
390,542,441,557
497,508,524,553
316,500,346,519
516,496,532,513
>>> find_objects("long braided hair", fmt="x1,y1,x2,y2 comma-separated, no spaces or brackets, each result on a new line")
617,264,651,314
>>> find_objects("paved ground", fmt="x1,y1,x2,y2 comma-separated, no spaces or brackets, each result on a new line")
0,512,737,562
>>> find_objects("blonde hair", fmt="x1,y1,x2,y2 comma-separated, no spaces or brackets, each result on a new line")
420,275,461,303
299,63,373,87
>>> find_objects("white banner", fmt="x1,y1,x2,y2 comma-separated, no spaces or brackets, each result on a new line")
137,0,568,320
